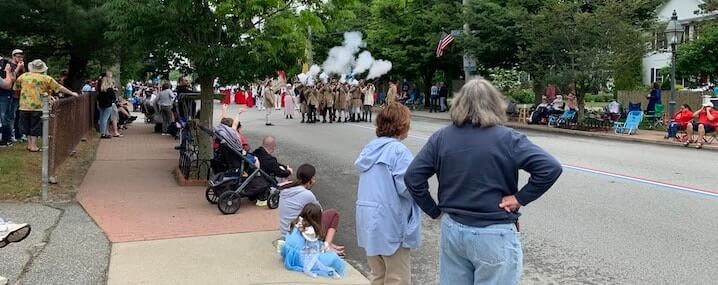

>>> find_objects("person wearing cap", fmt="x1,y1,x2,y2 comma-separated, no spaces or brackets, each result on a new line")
684,102,718,149
0,49,25,147
13,60,78,152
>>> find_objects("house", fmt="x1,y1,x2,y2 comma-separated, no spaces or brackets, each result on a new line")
642,0,718,85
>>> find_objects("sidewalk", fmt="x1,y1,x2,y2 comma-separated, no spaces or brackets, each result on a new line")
412,110,718,151
76,119,368,284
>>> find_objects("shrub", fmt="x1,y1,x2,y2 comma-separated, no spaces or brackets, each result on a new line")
508,88,535,104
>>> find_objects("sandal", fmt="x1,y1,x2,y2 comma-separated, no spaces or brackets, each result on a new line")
696,143,703,149
683,140,693,147
113,134,124,138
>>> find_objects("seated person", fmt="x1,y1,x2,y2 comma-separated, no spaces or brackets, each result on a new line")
253,136,293,180
279,164,344,254
606,99,621,121
528,96,550,124
281,203,346,279
666,104,693,139
566,93,578,111
549,95,565,115
684,102,718,149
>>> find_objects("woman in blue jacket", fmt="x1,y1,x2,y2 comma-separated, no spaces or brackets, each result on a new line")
354,103,420,285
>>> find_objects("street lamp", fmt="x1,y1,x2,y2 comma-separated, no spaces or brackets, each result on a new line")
665,10,684,118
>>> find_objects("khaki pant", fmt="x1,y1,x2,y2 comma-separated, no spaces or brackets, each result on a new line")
367,247,411,285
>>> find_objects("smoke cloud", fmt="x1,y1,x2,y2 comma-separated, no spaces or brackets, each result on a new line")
342,31,365,53
297,73,308,84
319,72,329,83
353,51,374,76
367,60,393,80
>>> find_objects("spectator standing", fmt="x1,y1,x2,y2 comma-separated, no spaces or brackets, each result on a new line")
354,103,420,285
13,60,78,152
404,78,562,285
97,72,116,139
438,82,449,112
0,49,25,146
647,82,661,113
157,82,174,135
429,83,439,113
81,81,93,93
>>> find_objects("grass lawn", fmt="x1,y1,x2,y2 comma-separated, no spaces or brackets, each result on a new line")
0,134,99,201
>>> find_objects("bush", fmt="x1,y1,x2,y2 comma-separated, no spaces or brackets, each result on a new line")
508,89,535,104
585,93,613,103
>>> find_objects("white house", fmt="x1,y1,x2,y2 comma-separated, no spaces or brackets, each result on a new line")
642,0,718,85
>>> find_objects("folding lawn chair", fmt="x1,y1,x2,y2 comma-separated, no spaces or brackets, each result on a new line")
645,104,665,130
613,111,643,135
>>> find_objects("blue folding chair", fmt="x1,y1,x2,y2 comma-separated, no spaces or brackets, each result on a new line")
628,102,642,112
548,110,577,127
613,111,643,135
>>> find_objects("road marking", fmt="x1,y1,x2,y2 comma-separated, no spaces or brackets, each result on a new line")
347,123,718,198
562,164,718,198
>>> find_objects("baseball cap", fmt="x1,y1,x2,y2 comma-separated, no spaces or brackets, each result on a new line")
702,102,714,107
11,49,23,56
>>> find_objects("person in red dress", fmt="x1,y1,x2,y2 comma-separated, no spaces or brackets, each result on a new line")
221,88,232,105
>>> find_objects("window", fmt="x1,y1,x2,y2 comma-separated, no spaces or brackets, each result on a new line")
655,69,663,83
684,25,691,43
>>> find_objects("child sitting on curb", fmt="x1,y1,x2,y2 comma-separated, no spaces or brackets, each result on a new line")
280,204,346,279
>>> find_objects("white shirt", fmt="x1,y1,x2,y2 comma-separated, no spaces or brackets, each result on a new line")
608,101,620,114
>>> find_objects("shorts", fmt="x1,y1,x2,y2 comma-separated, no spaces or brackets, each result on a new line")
19,110,42,137
111,104,119,122
693,123,716,133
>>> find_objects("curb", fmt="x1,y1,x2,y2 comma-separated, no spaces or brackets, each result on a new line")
173,167,208,187
411,112,718,152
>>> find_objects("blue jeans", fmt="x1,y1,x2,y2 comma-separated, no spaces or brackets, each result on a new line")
0,96,15,143
98,106,113,135
440,215,522,285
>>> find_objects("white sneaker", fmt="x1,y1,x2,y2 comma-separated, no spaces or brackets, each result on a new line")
0,275,8,285
255,200,267,207
0,219,31,246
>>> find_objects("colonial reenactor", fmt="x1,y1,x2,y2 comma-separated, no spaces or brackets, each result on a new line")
323,84,335,123
362,82,376,122
318,83,328,123
297,84,308,123
350,85,363,122
336,84,349,123
263,80,275,126
307,85,319,123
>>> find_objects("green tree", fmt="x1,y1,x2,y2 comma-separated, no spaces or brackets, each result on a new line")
0,0,114,89
105,0,320,162
676,24,718,79
521,0,655,119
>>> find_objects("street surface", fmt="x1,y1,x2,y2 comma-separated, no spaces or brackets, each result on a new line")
235,104,718,285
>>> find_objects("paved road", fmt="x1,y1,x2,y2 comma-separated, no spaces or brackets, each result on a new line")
231,105,717,284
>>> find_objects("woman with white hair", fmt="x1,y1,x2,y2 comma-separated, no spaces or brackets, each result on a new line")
404,77,563,285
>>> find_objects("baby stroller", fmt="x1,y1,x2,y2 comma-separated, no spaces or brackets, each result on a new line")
205,125,280,215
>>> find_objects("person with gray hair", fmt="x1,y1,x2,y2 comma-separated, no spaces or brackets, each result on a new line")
404,77,563,285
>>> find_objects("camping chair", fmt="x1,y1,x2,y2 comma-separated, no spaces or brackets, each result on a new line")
613,111,643,135
548,110,577,127
645,104,665,129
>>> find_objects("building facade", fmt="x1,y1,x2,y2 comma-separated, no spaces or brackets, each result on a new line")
642,0,718,85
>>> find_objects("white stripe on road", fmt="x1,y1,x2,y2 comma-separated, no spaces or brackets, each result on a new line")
347,123,718,199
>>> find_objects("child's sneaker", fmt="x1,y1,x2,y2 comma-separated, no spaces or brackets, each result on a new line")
0,219,31,245
0,275,9,285
255,200,267,207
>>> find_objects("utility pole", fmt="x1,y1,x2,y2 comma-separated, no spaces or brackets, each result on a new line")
307,26,314,66
462,0,475,82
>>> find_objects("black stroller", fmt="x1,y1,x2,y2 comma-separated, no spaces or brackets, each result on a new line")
205,125,280,215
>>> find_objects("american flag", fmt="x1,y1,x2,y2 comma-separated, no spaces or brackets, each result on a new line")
436,32,455,58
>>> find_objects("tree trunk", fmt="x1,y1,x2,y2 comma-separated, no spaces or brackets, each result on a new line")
197,75,214,162
576,91,586,122
68,51,89,91
532,79,543,104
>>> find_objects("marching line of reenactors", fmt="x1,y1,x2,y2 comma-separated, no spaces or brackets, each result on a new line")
294,79,376,124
